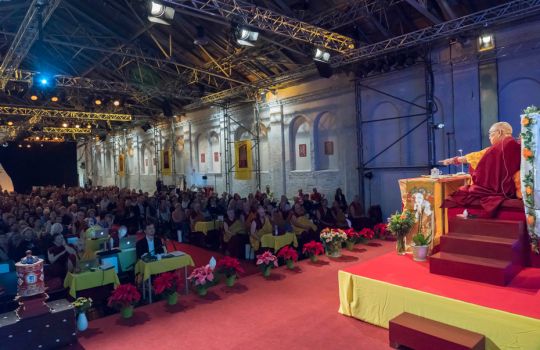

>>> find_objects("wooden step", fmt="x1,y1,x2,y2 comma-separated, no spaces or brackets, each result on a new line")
429,252,521,286
440,233,524,264
389,312,485,350
448,217,524,239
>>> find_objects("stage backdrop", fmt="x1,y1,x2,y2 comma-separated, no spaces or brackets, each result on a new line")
0,142,78,193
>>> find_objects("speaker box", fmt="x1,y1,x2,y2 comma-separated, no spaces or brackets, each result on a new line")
315,61,333,78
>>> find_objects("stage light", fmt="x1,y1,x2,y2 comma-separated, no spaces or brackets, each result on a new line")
7,121,13,126
148,1,175,25
94,98,102,105
40,144,43,147
193,26,209,46
35,136,40,141
113,99,121,107
51,96,59,102
34,74,55,89
313,48,330,63
478,33,495,52
62,122,68,128
86,124,92,129
18,144,22,148
30,94,39,101
53,137,59,141
431,123,445,129
26,144,31,148
75,124,80,128
235,26,259,47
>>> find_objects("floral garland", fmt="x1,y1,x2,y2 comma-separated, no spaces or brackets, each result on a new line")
521,106,538,253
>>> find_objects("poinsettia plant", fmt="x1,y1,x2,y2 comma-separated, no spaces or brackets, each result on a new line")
302,241,324,257
107,284,141,309
358,228,374,240
188,264,214,287
256,251,278,269
216,256,244,278
153,272,180,296
277,246,298,262
373,223,389,239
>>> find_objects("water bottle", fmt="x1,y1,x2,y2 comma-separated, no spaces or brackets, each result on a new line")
274,225,278,236
109,237,114,250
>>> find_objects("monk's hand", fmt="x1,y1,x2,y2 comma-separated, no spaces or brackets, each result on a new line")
438,158,454,166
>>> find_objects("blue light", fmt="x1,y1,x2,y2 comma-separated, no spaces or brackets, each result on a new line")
40,78,48,86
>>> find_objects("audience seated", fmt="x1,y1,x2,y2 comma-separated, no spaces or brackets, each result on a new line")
136,222,165,259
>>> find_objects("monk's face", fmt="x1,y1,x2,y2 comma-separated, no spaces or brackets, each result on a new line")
488,127,504,145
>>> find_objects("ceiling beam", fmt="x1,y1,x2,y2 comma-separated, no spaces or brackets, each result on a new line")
405,0,442,24
0,106,132,121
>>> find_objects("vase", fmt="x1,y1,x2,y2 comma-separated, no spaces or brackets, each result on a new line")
166,292,178,305
396,235,406,255
345,241,355,251
412,245,429,261
286,260,295,270
121,305,133,319
225,275,237,287
309,255,318,263
196,285,208,296
262,266,272,277
326,242,342,258
77,312,88,332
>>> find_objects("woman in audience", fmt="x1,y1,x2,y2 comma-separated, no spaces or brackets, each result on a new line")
331,200,349,229
348,195,365,230
290,203,318,247
316,198,335,229
47,233,77,278
249,206,272,252
222,209,247,258
335,188,347,212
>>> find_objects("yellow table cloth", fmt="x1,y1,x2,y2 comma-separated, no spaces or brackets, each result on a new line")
194,221,223,235
63,269,120,298
135,254,195,281
260,233,298,252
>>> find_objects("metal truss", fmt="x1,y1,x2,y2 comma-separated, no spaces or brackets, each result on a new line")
0,0,61,88
163,0,355,53
186,0,540,108
0,126,91,134
0,106,132,122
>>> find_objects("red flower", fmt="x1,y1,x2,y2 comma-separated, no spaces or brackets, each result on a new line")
277,246,299,262
302,241,324,256
374,223,389,238
107,283,141,309
153,272,179,295
358,228,374,239
216,256,244,277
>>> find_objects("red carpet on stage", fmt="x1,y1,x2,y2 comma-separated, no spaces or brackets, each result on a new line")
343,253,540,319
69,241,396,350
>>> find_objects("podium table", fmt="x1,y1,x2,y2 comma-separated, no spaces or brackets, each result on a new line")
398,175,471,248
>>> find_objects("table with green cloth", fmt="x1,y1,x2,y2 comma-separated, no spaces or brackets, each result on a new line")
261,233,298,252
135,253,195,302
63,269,120,298
194,221,223,235
93,248,137,272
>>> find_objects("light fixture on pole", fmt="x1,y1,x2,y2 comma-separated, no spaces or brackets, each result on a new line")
478,33,495,52
235,26,259,47
313,48,331,63
147,1,175,25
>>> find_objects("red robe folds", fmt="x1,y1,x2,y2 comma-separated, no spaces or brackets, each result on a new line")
443,136,521,217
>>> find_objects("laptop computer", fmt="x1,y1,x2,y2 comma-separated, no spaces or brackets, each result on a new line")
78,258,99,272
93,228,109,239
120,236,137,250
66,236,79,246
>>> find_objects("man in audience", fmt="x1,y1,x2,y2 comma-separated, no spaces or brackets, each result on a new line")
136,222,165,259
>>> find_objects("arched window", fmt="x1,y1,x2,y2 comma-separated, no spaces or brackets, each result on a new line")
290,116,311,171
314,112,337,170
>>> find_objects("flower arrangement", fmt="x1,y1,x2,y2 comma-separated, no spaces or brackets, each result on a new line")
216,256,244,278
107,284,140,318
256,251,278,277
188,264,215,296
373,223,389,239
72,297,92,315
277,246,298,269
387,210,416,255
320,228,348,245
521,105,539,253
153,272,180,296
302,241,324,260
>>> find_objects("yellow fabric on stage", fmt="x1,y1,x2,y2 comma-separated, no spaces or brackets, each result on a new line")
135,254,194,281
234,140,252,180
64,269,120,298
82,237,109,260
260,233,298,251
338,270,540,350
194,221,223,235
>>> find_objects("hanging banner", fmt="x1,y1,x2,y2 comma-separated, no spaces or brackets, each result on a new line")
161,148,172,176
118,154,125,177
235,140,252,180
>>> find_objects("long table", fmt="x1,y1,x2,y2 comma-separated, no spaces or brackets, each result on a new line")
63,268,120,298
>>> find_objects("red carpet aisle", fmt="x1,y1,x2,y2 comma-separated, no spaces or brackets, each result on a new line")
71,241,395,350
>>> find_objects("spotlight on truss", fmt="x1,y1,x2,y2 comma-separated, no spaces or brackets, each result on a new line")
235,26,259,47
313,48,331,63
148,1,175,25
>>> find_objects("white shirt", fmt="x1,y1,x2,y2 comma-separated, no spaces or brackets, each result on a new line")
147,237,155,255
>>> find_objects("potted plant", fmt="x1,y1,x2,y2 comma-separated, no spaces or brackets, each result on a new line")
72,297,92,331
320,228,347,257
188,264,214,296
344,229,360,250
107,284,141,319
153,272,181,305
302,241,324,262
387,211,416,255
277,246,298,269
411,232,432,261
256,251,278,277
373,223,390,240
216,256,244,287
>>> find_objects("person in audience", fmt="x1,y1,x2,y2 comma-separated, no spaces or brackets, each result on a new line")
136,222,165,259
316,198,335,229
310,188,322,203
348,195,365,230
223,209,247,258
249,206,272,251
290,203,318,247
331,200,349,229
0,232,10,262
47,233,78,278
270,205,289,234
335,188,347,212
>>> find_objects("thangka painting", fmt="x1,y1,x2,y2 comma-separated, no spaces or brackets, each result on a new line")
399,183,435,252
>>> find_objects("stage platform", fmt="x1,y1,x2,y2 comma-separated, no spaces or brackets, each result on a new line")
338,253,540,350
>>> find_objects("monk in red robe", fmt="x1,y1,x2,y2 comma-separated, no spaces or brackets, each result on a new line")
440,122,521,217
